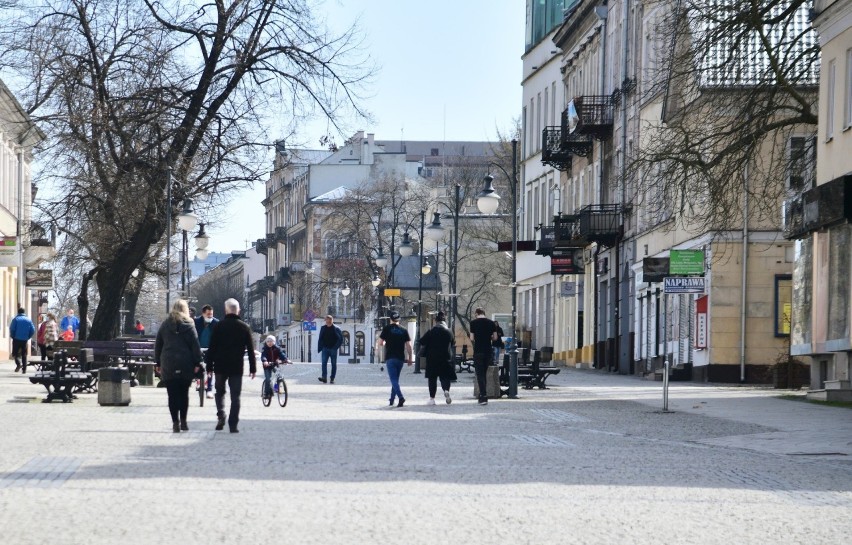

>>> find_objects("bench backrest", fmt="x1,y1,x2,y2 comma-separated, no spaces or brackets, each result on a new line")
53,340,83,353
540,346,554,364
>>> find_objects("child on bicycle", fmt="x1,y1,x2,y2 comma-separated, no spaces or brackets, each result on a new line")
261,335,289,397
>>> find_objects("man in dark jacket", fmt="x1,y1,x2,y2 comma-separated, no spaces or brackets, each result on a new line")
205,298,256,433
195,304,219,399
10,307,36,373
469,307,497,406
316,314,343,384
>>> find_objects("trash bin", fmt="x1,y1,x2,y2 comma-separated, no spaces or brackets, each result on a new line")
98,367,131,406
473,366,501,399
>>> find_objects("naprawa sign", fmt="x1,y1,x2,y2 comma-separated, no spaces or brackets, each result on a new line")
663,276,706,294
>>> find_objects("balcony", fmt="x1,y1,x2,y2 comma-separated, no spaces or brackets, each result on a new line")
263,275,277,292
536,214,586,256
542,128,573,171
255,238,268,255
276,266,290,286
274,226,287,243
567,95,613,140
578,204,622,247
265,232,276,246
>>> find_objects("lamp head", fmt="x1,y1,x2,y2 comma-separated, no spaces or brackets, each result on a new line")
398,232,413,257
177,198,198,231
424,211,445,242
477,175,501,215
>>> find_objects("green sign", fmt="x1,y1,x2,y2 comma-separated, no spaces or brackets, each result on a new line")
669,250,705,275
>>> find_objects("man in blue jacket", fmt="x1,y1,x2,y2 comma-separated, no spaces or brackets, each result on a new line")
194,304,219,399
317,315,343,384
10,307,36,373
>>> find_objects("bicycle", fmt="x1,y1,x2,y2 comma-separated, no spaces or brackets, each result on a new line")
261,360,289,407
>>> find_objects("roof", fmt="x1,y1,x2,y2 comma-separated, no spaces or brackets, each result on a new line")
389,255,441,291
311,186,350,202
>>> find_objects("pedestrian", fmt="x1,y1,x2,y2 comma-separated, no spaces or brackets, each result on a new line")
59,308,80,339
36,314,48,361
260,335,289,398
194,304,219,399
10,307,36,373
43,313,59,358
492,320,505,366
135,320,145,335
469,307,498,405
205,298,256,433
379,311,413,407
61,325,75,341
418,311,456,405
154,300,203,433
316,314,342,384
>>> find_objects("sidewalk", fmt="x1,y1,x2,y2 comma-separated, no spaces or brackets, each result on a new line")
559,367,852,459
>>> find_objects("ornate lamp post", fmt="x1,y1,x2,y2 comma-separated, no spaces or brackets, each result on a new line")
477,139,519,399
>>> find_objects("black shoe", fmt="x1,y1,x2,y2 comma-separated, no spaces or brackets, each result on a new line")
229,428,239,433
397,398,405,408
14,364,20,372
330,379,335,384
180,420,188,431
318,377,327,383
389,398,395,406
172,422,181,433
21,367,27,374
478,398,488,405
215,416,225,431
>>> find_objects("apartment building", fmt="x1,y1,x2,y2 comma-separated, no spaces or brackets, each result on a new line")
790,0,852,400
0,79,47,358
536,1,810,381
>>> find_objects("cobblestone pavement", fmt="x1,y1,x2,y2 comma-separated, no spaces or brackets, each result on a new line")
1,360,850,545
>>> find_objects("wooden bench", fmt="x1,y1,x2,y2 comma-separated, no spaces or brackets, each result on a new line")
499,349,561,390
52,339,156,387
455,354,474,374
29,350,93,403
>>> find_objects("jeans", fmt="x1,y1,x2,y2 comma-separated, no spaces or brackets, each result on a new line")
320,347,338,380
12,339,28,371
165,379,191,423
473,352,491,401
386,358,404,402
215,373,243,430
262,366,275,396
492,347,502,366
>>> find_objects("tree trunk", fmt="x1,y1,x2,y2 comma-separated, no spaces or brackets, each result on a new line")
89,218,162,340
76,268,100,341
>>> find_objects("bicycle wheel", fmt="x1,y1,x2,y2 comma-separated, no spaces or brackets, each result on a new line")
261,379,272,407
276,378,288,407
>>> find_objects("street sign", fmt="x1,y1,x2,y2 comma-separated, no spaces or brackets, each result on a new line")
642,257,670,283
663,276,706,294
25,269,53,289
384,287,401,297
302,321,316,331
303,308,316,321
669,250,705,276
551,248,584,275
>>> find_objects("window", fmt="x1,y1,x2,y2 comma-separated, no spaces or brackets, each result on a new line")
340,330,350,356
845,48,852,129
827,59,836,140
787,136,816,192
775,275,792,337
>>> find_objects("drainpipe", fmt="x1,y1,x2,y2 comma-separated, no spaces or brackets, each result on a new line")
740,163,749,383
618,0,632,374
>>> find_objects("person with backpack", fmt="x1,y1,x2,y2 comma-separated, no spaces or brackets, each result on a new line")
10,307,36,374
154,300,203,433
418,311,456,405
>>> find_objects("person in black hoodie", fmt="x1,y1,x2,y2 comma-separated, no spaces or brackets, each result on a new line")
154,300,203,433
205,298,257,433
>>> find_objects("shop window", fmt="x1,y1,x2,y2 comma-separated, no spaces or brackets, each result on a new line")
775,275,792,337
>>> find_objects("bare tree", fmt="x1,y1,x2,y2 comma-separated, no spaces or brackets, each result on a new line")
629,0,818,233
0,0,371,339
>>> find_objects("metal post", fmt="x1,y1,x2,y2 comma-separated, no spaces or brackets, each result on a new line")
452,184,460,336
509,139,519,399
165,167,172,314
181,229,187,296
414,210,425,374
663,292,670,411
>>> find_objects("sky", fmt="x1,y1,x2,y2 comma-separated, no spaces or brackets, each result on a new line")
205,0,525,254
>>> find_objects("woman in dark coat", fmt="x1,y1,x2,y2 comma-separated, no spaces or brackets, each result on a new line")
419,312,457,405
155,299,203,433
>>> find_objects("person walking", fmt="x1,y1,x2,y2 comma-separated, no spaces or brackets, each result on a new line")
154,300,203,433
316,315,342,384
135,320,145,335
418,311,456,405
492,321,505,366
43,313,59,358
469,307,497,405
10,307,36,373
36,315,48,362
379,311,413,407
59,309,80,339
194,304,219,398
205,298,256,433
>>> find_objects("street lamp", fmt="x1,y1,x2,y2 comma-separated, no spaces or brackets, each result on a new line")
176,199,210,302
398,232,414,257
477,139,519,399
